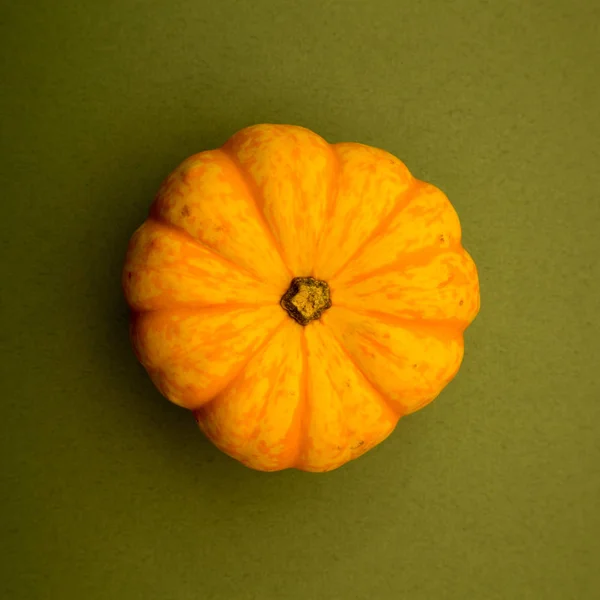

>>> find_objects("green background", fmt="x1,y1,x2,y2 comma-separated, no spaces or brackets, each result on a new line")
2,1,599,598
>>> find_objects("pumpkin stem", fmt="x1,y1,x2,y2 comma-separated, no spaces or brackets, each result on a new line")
280,277,332,326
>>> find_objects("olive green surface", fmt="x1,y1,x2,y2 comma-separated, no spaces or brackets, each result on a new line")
2,1,599,598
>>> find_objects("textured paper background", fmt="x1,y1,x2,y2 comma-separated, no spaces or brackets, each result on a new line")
1,1,599,598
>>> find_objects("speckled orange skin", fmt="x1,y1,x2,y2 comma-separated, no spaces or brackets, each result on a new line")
123,124,480,472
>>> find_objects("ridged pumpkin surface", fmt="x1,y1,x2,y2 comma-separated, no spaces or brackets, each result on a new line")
123,124,480,472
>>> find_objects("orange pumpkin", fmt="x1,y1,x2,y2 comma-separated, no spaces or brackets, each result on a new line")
123,124,480,472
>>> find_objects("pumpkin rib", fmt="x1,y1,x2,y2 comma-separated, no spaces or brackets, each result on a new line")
232,325,304,466
313,325,396,465
310,326,352,470
131,305,287,410
132,301,275,316
196,316,289,415
334,306,469,337
278,374,306,471
203,321,305,472
233,368,283,464
145,214,268,286
326,176,424,283
291,329,312,469
130,308,202,367
312,144,344,276
332,249,480,327
286,140,339,275
125,258,278,313
216,316,289,398
219,144,294,278
323,306,467,415
327,326,407,418
331,246,464,289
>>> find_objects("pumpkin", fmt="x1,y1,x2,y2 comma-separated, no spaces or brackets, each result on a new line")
122,124,480,472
